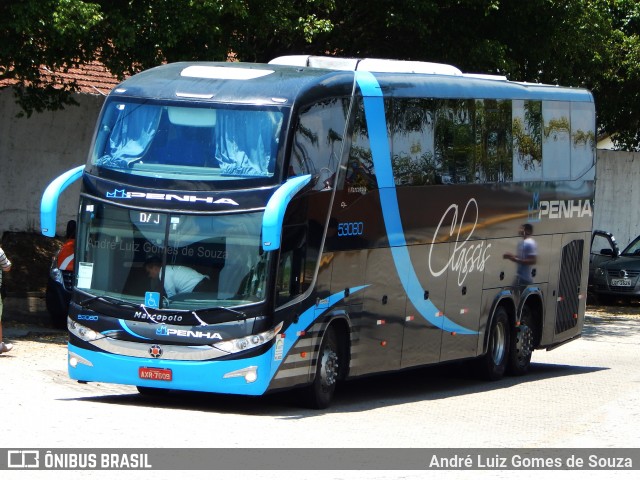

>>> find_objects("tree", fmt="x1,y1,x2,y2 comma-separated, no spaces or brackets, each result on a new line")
0,0,335,116
4,0,640,150
0,0,103,114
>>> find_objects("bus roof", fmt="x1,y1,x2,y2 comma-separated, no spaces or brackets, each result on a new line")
109,59,594,106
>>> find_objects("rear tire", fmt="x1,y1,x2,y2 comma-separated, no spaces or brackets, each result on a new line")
304,326,340,409
477,306,510,381
507,305,536,375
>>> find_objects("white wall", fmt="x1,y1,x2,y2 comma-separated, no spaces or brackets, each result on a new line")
0,88,104,236
593,149,640,248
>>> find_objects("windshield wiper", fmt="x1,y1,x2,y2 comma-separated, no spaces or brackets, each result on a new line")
78,294,138,309
190,305,247,325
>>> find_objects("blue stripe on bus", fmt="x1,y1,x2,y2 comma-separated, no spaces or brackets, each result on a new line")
355,71,477,335
262,174,312,251
269,285,369,379
118,319,151,340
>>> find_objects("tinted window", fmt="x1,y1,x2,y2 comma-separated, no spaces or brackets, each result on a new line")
542,101,571,180
91,99,284,181
290,98,349,190
344,97,378,192
513,100,543,181
387,98,437,186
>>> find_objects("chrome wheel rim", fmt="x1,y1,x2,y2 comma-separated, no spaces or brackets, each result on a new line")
491,321,506,365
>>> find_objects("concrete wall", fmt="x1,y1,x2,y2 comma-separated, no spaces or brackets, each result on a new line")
0,88,104,236
593,150,640,248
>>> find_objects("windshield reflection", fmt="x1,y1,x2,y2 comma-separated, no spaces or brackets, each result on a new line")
76,199,268,310
90,100,284,181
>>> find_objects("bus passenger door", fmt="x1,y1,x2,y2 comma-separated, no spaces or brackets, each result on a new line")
351,248,405,376
400,243,448,368
440,240,486,361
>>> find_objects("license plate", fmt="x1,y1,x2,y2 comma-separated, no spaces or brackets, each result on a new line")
138,367,172,381
611,278,633,287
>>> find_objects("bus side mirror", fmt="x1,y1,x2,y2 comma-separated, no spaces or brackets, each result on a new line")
40,165,84,237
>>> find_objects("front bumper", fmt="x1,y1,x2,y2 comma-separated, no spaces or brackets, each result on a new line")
68,343,277,396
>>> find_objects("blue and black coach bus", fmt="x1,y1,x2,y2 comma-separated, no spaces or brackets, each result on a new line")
41,56,595,408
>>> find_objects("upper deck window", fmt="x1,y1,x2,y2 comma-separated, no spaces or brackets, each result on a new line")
91,99,284,181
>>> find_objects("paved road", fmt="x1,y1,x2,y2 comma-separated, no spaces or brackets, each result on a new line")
1,305,639,480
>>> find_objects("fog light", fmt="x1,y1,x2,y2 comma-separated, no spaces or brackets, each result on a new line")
223,366,258,384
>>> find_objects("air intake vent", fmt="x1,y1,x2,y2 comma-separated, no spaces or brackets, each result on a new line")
555,239,584,334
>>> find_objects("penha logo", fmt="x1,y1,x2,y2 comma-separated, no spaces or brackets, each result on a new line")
528,191,592,221
105,189,239,206
106,189,129,199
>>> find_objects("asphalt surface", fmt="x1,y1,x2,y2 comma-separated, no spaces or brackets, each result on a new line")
1,296,638,480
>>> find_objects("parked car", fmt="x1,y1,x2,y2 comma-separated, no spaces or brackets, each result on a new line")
45,255,73,329
589,230,640,304
45,220,76,329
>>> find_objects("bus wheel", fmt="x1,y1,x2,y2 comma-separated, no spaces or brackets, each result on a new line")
478,306,509,381
508,305,535,376
304,326,340,409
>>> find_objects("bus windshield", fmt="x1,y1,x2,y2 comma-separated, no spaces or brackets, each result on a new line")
90,99,285,181
76,198,268,311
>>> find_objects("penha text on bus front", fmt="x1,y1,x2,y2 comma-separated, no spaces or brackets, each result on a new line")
41,56,596,408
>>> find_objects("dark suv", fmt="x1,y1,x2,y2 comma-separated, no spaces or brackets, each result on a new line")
45,249,74,329
589,230,640,303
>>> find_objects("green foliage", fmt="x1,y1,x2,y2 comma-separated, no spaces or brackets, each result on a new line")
2,0,640,149
0,0,335,115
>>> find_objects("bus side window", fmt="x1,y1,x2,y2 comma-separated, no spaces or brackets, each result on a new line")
475,99,513,183
542,101,571,180
513,100,543,181
433,99,475,185
276,225,306,306
570,103,596,180
290,98,348,189
344,97,378,192
388,98,437,186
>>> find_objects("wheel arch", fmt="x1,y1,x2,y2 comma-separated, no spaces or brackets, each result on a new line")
482,291,516,355
519,288,544,348
317,312,352,381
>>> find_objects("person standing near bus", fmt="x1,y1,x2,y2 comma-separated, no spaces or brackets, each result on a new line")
0,246,13,354
144,256,213,297
57,220,76,272
503,223,538,286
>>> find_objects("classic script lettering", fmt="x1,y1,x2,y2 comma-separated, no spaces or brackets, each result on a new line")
428,198,492,286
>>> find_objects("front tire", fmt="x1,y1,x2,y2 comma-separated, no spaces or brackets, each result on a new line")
304,326,340,409
477,306,510,381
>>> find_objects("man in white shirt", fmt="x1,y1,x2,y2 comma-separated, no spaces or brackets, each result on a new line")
144,256,212,297
503,223,538,286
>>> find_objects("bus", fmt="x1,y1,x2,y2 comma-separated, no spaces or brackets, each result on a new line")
41,56,596,408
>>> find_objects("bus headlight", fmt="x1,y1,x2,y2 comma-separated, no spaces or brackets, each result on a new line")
68,320,103,342
214,322,282,354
